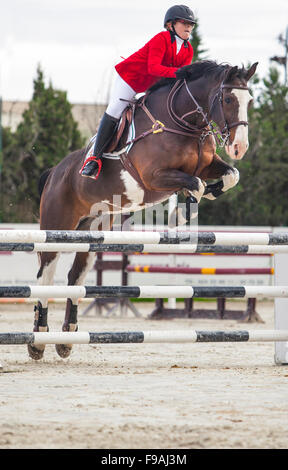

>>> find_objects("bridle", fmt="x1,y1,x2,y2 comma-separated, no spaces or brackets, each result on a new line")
208,83,250,146
167,79,250,147
122,77,250,150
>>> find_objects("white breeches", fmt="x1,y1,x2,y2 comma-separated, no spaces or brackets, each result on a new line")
106,73,137,119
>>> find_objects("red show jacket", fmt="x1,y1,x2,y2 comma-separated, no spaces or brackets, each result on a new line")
115,31,193,93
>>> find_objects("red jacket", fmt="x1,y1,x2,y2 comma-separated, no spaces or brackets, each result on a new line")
115,31,193,93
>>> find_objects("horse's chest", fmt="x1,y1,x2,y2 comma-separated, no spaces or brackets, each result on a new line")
110,170,171,213
108,170,170,212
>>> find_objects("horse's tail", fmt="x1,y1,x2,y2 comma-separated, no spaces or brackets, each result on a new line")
38,168,52,199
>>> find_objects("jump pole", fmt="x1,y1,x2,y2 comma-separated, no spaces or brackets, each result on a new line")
0,329,288,345
2,243,288,254
1,285,288,299
1,230,288,245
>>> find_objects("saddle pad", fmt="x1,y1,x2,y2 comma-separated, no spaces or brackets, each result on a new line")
83,114,136,162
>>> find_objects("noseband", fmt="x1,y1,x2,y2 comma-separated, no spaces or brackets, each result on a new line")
167,79,249,147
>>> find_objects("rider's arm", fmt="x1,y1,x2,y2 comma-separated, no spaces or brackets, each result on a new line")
147,33,194,78
147,34,178,78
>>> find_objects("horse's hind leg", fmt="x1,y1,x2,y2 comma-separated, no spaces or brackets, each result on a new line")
55,251,96,358
28,252,59,360
56,218,96,358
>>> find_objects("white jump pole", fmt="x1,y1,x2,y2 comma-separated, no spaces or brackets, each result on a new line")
1,329,288,345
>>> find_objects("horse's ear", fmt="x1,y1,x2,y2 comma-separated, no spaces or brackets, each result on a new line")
245,62,258,81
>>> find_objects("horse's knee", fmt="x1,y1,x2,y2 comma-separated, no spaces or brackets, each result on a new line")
186,177,206,203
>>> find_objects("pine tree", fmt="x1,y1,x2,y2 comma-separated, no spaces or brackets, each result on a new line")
189,22,208,62
1,65,84,222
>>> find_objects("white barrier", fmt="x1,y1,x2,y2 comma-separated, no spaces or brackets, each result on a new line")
0,329,288,345
2,242,288,253
1,230,288,245
1,285,288,299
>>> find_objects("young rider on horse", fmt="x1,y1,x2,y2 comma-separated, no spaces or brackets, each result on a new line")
80,4,196,180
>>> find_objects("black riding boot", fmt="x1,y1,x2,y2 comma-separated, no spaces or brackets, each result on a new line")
80,112,119,179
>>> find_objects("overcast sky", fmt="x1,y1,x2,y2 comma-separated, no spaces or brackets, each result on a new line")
0,0,287,104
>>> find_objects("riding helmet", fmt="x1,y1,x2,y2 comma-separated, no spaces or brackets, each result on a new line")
164,5,196,27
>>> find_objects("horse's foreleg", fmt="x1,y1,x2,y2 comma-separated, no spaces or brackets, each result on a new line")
149,168,206,224
55,251,96,358
201,156,239,200
149,168,206,202
28,252,60,360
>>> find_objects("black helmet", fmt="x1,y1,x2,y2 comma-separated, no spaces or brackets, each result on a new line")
164,5,196,27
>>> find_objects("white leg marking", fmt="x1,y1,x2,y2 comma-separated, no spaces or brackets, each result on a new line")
73,252,96,304
203,192,216,201
75,252,96,286
188,178,206,203
64,253,96,307
38,254,60,307
222,168,240,191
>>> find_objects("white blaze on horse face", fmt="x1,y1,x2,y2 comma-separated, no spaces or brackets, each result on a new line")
225,89,252,160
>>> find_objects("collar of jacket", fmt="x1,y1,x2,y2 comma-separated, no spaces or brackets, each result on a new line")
169,29,189,48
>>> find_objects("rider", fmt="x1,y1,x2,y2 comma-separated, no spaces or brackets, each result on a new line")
80,5,196,180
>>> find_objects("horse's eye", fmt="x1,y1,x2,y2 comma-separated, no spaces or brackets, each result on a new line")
225,97,231,104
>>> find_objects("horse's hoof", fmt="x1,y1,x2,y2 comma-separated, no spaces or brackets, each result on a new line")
27,343,45,360
55,344,72,359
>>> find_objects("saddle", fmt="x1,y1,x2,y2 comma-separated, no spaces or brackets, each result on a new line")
105,106,134,154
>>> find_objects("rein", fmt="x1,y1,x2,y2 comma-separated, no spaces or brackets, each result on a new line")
123,79,249,149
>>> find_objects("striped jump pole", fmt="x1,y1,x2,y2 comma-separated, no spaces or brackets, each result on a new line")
0,329,287,345
127,266,274,275
1,230,288,245
0,285,288,299
2,242,288,254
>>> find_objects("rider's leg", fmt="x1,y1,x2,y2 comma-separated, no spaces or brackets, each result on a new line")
80,74,136,179
80,113,119,179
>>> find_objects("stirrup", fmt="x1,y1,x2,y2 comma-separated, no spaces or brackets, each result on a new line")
79,156,103,180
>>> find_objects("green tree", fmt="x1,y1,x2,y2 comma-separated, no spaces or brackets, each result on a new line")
1,65,84,222
190,22,208,62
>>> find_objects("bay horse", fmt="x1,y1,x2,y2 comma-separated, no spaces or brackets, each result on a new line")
29,60,258,360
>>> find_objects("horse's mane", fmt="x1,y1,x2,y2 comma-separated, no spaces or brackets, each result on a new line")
148,60,245,94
